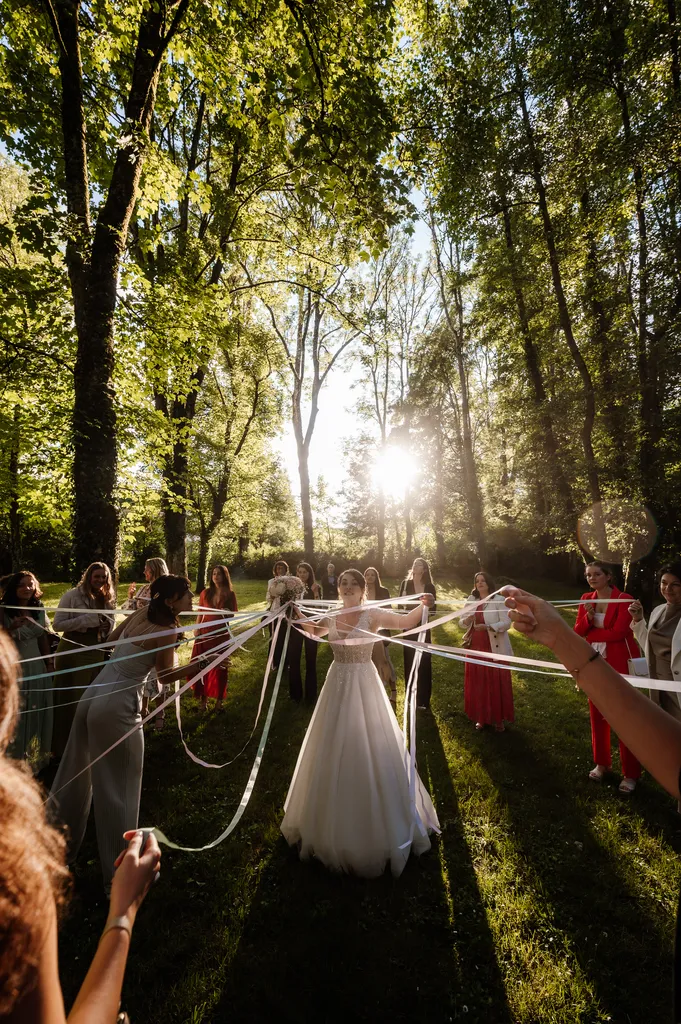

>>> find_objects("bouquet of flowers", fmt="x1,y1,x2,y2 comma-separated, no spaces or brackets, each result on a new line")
271,575,306,612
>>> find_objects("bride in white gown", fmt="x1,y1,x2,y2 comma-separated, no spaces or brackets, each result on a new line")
281,568,440,878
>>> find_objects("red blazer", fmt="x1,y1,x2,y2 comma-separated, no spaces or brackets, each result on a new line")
573,586,640,673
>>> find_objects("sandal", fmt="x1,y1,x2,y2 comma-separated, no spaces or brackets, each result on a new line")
494,723,505,733
618,777,637,794
589,765,607,782
475,722,484,731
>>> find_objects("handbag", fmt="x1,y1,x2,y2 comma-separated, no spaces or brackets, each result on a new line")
627,656,649,677
461,625,474,649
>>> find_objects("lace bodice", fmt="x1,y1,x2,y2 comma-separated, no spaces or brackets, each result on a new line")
328,610,375,664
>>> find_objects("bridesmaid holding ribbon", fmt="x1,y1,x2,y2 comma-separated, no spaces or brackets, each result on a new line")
462,571,515,732
574,561,641,793
191,565,238,712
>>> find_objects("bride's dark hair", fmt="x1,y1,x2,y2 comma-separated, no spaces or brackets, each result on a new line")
338,568,366,602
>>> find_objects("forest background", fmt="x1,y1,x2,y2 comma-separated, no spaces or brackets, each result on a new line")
1,0,680,600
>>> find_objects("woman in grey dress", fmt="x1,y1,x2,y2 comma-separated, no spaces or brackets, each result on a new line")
49,576,199,887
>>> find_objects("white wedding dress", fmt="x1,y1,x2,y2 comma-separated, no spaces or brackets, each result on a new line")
281,609,440,877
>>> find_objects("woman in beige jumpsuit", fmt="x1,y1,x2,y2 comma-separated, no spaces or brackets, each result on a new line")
49,576,199,887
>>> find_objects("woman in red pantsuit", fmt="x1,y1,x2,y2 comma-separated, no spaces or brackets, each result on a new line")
192,565,238,712
463,572,515,732
574,561,641,793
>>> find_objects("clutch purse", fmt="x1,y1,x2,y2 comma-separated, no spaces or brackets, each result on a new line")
461,625,474,649
627,657,649,677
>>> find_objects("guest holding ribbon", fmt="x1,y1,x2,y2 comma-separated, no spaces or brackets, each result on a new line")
0,629,162,1023
125,558,169,728
629,561,681,725
266,559,290,671
503,584,681,1022
49,576,195,889
52,563,116,760
399,557,437,710
0,571,54,771
574,561,641,793
365,566,396,708
124,557,169,610
462,571,514,732
288,562,321,703
192,565,238,712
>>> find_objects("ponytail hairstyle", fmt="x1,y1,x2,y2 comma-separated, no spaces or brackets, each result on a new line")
148,575,192,626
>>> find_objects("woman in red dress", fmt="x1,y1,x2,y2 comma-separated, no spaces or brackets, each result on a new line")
574,561,641,792
192,565,238,711
463,572,515,732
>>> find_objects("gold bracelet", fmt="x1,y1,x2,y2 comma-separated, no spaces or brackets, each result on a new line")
100,915,132,941
569,648,600,679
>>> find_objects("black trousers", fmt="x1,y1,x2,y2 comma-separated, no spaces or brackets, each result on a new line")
287,626,318,702
403,629,432,709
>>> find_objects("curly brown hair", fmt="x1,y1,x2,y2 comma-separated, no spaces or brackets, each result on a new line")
0,630,70,1013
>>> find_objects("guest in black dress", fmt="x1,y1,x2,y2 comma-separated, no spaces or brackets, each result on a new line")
288,562,321,702
399,558,437,710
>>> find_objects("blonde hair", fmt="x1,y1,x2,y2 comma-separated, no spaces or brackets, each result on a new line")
77,562,114,606
145,558,169,581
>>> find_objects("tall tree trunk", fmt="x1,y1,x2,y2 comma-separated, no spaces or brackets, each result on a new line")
404,487,413,556
498,194,576,523
296,436,314,559
607,7,665,533
49,0,190,577
429,220,487,562
8,404,22,570
156,372,204,576
507,11,606,555
196,524,210,593
433,420,447,568
377,486,386,571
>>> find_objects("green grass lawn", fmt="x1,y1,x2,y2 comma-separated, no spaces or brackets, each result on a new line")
44,578,681,1023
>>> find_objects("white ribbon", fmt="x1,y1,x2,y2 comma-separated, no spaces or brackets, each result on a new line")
48,606,282,801
174,614,285,769
150,619,292,851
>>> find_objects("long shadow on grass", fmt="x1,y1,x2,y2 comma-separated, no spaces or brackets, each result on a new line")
454,715,675,1024
209,716,511,1024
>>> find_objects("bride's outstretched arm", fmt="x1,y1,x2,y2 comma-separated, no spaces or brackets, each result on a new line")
292,608,329,637
373,595,433,632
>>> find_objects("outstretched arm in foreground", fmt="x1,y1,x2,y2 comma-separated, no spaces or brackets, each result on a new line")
503,587,681,799
8,831,161,1024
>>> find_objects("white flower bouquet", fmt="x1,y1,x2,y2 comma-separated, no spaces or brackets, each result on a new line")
272,575,306,610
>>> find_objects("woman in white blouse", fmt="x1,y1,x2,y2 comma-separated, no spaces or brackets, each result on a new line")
52,563,116,759
461,571,515,731
266,560,290,671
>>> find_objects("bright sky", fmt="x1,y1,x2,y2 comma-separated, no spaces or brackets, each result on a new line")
274,205,432,502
